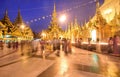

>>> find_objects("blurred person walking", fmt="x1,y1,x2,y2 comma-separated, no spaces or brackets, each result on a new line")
40,39,45,56
20,41,24,56
107,37,113,54
112,35,120,56
0,41,4,50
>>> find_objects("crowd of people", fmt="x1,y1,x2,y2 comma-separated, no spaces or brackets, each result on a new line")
0,41,19,50
0,38,72,57
40,38,72,56
0,35,119,57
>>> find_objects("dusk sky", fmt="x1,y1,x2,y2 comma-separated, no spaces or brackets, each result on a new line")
0,0,104,33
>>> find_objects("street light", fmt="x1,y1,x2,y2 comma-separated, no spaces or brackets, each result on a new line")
20,24,25,30
59,14,67,38
59,14,66,23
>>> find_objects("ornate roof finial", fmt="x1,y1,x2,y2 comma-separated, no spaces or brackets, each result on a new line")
5,9,8,16
96,0,100,9
54,3,56,13
4,9,9,19
74,17,78,27
14,9,23,25
51,3,57,25
95,0,100,14
17,9,23,23
1,9,13,27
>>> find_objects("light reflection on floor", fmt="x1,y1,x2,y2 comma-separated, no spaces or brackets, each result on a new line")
91,54,120,77
59,50,69,76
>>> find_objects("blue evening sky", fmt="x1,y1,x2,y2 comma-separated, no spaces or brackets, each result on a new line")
0,0,104,33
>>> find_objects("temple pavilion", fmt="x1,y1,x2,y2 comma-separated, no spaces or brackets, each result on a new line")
0,9,33,42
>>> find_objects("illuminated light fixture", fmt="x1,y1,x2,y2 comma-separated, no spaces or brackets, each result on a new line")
21,24,25,29
104,9,112,15
91,29,96,41
42,16,45,19
34,19,37,21
5,35,11,38
59,14,67,22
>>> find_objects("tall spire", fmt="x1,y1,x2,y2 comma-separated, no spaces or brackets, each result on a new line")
5,9,8,17
51,3,57,25
96,0,100,9
95,0,100,15
53,3,56,13
95,0,105,23
4,9,9,20
18,9,23,22
14,9,23,25
1,9,13,27
74,17,78,27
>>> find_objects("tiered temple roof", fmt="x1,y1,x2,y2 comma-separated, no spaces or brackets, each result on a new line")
0,9,33,41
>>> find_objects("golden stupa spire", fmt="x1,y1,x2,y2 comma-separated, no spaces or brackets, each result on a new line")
53,3,56,13
14,9,23,25
51,3,57,25
74,17,78,26
4,9,9,20
95,0,100,15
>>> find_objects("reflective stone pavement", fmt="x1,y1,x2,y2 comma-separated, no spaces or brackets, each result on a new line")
38,47,120,77
0,46,120,77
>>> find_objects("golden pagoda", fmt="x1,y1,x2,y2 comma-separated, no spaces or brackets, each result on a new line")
100,0,120,37
14,9,33,41
0,9,33,42
0,10,17,41
44,3,63,40
93,0,107,41
100,0,120,23
0,21,5,39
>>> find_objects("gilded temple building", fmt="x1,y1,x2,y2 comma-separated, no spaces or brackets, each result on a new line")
42,3,63,40
14,9,33,41
87,0,120,42
100,0,120,23
0,10,16,42
0,9,33,42
0,21,5,39
100,0,120,37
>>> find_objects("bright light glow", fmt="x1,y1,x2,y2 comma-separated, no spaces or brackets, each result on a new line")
82,42,108,45
60,35,63,39
5,35,10,38
59,14,66,22
21,24,25,29
104,9,112,15
91,29,96,41
42,32,46,37
59,54,68,75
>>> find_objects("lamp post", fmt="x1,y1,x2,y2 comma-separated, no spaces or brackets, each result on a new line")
59,14,67,38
